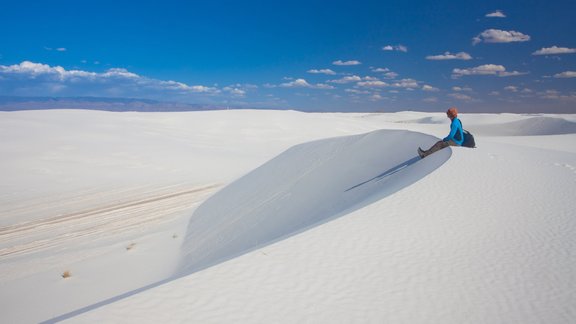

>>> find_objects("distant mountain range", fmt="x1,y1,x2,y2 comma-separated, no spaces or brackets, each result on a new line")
0,96,231,112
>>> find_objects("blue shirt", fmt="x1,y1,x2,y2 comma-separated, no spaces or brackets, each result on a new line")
444,118,464,146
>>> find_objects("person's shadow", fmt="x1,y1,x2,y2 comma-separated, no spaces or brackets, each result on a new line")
345,156,421,192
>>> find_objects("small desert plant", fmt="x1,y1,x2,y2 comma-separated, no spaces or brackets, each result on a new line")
62,271,71,279
126,243,136,251
172,234,178,239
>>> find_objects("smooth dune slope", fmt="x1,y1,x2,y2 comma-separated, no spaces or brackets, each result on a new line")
178,130,450,275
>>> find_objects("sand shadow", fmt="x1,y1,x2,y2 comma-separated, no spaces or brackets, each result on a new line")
345,156,421,192
176,130,450,276
45,130,450,322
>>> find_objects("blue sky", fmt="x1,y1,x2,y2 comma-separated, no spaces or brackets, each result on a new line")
0,0,575,112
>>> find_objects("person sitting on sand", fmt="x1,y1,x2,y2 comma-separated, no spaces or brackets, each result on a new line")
418,107,464,158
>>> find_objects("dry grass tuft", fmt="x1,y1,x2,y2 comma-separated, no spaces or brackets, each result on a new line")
62,271,71,279
126,243,136,251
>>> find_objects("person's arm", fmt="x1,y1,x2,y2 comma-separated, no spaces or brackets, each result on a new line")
443,121,457,142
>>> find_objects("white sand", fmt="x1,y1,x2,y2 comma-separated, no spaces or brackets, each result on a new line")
0,109,575,323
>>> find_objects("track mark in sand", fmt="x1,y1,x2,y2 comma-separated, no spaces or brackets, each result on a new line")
0,184,221,235
0,184,221,258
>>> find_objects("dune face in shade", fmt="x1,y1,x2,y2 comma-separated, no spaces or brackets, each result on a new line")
178,130,450,275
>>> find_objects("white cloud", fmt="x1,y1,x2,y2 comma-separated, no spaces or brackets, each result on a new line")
330,75,379,84
223,86,246,97
0,61,53,74
345,89,371,95
383,45,408,52
329,75,362,84
452,86,473,92
533,46,576,55
355,78,418,89
190,85,218,93
280,78,312,87
280,78,335,89
473,29,530,45
426,52,472,60
0,61,222,96
453,64,505,76
392,79,419,89
370,93,384,101
369,68,398,79
504,86,533,95
422,85,439,92
499,71,529,77
102,68,140,79
383,72,399,79
448,93,473,101
423,97,438,103
307,69,337,75
313,83,335,90
357,80,389,88
0,61,94,80
332,60,361,66
0,61,145,83
44,46,67,52
157,80,219,93
540,90,561,99
537,90,576,101
486,10,506,18
452,64,527,78
554,71,576,78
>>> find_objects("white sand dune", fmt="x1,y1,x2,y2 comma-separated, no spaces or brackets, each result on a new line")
1,110,575,323
178,130,449,275
472,116,576,136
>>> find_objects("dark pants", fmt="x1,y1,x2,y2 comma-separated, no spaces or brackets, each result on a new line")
420,140,457,158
